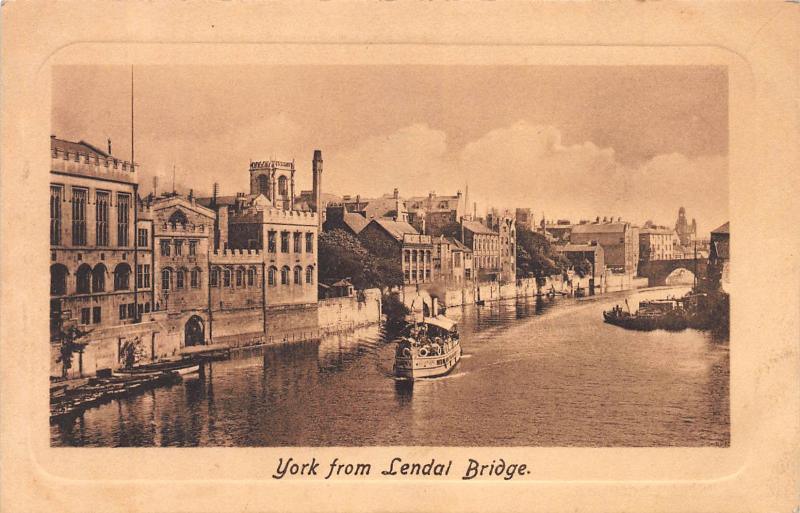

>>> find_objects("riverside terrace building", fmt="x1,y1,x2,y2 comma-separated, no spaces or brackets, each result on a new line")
570,221,640,276
460,219,501,281
638,226,679,261
555,242,605,278
49,136,156,376
431,235,474,284
358,218,434,285
486,211,517,283
405,191,464,236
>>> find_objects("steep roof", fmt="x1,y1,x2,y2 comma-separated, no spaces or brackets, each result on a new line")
343,197,405,220
369,218,418,241
711,222,729,235
341,211,370,235
461,220,496,235
571,222,628,234
51,137,110,158
446,237,471,252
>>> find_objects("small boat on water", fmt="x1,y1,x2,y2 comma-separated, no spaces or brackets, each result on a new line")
113,358,200,377
394,315,461,379
603,299,688,332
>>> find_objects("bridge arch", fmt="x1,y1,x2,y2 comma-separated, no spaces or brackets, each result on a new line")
638,259,707,287
665,267,695,285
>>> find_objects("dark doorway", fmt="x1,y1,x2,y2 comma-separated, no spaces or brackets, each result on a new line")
184,315,205,346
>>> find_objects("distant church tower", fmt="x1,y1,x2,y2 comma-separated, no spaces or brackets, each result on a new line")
674,206,697,246
312,150,323,230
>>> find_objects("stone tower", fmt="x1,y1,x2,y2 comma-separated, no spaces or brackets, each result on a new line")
312,149,323,231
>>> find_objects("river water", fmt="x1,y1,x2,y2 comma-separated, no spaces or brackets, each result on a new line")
51,287,729,447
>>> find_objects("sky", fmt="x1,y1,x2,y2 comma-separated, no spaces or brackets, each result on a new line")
52,65,728,235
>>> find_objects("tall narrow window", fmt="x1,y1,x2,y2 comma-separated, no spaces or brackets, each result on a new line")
190,268,199,288
235,268,243,287
293,232,302,253
161,269,171,290
257,175,269,196
210,268,219,287
247,267,255,286
176,269,185,289
281,266,290,285
92,306,101,324
95,191,109,246
223,269,231,287
293,266,301,284
174,239,183,256
160,240,170,256
50,185,63,245
188,240,197,256
305,233,313,253
137,228,149,247
71,188,87,246
136,264,151,288
278,175,288,196
268,231,276,253
117,193,130,246
280,232,289,253
268,267,277,286
305,266,313,284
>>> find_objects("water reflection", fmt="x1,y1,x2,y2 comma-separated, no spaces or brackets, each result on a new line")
52,289,728,447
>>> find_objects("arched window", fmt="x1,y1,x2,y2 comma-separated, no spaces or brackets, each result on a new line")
76,264,92,294
281,266,290,285
278,175,288,196
176,269,185,289
50,264,68,296
113,263,131,290
91,264,106,293
223,268,232,287
305,266,313,284
161,268,172,290
257,174,269,195
190,268,200,288
293,266,302,284
268,266,277,286
236,268,244,287
247,267,256,286
210,267,219,287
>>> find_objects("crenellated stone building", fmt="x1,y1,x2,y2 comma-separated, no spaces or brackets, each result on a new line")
50,140,326,377
49,136,157,376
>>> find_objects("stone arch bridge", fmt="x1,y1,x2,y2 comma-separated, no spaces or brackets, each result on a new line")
638,259,707,287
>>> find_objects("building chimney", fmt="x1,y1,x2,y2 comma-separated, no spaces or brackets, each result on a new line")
312,150,323,231
393,188,399,199
212,182,219,208
153,176,158,197
107,138,112,155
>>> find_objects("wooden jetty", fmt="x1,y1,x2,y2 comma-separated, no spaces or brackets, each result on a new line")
50,371,182,423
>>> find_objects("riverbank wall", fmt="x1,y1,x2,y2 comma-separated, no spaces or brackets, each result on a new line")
407,273,649,309
51,289,383,379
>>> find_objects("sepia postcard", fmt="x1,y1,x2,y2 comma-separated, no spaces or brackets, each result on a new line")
1,2,798,512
